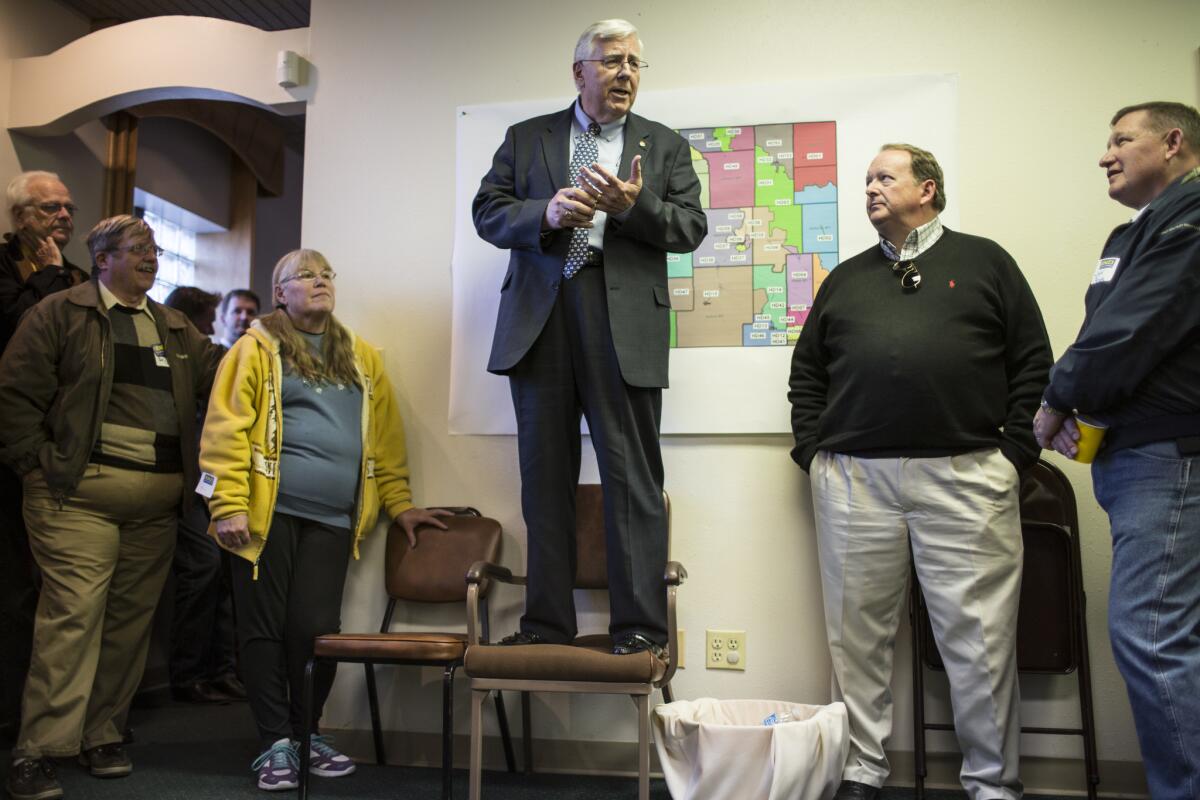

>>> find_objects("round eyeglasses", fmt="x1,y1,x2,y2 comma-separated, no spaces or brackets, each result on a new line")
30,202,78,216
111,243,165,257
577,56,649,72
279,269,337,285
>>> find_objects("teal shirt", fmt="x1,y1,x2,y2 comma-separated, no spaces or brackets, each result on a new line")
275,331,363,529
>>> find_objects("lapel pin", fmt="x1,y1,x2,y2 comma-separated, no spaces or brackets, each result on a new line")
639,140,647,148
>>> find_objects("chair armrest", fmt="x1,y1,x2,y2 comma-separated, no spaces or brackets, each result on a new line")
661,561,686,688
466,561,525,646
466,560,526,586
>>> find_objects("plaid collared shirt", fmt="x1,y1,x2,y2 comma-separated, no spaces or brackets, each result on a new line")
879,215,944,261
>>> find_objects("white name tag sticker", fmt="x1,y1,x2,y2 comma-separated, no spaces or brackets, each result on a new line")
1091,257,1119,284
196,472,217,498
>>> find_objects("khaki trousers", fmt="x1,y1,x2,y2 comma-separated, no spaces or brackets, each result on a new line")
811,449,1023,800
16,463,181,758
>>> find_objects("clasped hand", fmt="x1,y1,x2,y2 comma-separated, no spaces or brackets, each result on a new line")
543,156,644,231
1033,407,1081,459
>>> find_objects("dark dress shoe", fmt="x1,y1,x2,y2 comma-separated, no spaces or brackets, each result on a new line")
78,743,132,778
209,673,247,700
833,780,880,800
497,631,546,645
6,757,62,800
171,681,231,705
612,633,666,658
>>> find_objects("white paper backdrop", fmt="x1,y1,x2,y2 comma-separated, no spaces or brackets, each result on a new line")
450,73,959,434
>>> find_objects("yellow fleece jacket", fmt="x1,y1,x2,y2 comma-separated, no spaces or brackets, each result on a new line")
198,322,414,572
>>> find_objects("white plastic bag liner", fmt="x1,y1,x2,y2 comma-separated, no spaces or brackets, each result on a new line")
653,698,848,800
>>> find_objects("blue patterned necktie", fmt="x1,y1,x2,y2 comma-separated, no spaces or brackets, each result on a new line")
563,122,602,280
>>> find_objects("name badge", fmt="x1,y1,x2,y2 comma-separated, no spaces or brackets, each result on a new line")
1091,257,1119,285
152,343,170,368
196,471,217,498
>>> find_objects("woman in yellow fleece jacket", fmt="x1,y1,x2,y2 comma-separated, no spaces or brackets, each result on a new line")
199,249,448,792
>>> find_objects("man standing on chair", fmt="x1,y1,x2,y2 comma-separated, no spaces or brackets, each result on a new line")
789,144,1052,800
1035,101,1200,800
472,19,706,657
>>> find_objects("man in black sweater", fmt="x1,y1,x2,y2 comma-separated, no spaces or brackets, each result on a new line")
789,144,1051,800
0,171,88,749
1034,101,1200,800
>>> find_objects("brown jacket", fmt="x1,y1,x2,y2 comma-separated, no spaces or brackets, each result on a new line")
0,279,223,506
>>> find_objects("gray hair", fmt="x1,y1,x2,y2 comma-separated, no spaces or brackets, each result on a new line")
87,215,154,266
573,19,642,62
6,170,62,226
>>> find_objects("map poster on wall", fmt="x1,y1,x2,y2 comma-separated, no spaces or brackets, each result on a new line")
669,121,837,349
451,74,958,435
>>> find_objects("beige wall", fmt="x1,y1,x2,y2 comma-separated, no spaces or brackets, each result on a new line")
299,0,1200,775
5,0,1200,786
0,0,96,268
252,144,304,304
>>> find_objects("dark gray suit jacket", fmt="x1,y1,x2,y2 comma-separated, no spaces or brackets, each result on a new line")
472,104,707,389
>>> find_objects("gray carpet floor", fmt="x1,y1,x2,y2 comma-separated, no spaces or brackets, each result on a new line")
2,699,1080,799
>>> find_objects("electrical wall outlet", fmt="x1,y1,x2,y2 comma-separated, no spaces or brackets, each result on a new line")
706,629,746,671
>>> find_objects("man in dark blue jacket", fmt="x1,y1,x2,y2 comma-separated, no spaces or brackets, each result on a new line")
1035,100,1200,800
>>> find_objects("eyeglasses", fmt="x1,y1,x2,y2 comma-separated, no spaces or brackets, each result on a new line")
111,243,165,257
29,202,78,216
577,56,649,72
891,260,921,291
280,269,337,285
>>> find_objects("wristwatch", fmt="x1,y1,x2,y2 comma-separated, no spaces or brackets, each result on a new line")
1039,398,1065,415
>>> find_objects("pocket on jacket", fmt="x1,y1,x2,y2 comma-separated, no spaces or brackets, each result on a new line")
653,284,671,308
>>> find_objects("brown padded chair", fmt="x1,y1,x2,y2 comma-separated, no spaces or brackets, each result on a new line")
299,509,516,800
909,459,1100,799
462,485,684,800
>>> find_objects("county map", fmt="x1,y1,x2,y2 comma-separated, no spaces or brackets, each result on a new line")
667,121,837,348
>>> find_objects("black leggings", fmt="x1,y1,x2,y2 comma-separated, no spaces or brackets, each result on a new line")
230,512,352,748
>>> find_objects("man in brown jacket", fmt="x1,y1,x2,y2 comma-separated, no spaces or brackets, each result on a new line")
0,216,222,800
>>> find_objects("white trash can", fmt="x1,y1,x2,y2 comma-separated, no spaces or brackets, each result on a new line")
653,698,848,800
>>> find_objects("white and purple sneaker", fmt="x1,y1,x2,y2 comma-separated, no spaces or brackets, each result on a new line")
251,739,299,791
307,735,356,777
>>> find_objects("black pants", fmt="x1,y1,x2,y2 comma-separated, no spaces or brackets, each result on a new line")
508,265,668,646
0,464,36,742
169,500,236,686
230,512,352,748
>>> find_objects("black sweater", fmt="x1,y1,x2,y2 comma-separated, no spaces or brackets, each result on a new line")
789,228,1052,471
0,233,87,355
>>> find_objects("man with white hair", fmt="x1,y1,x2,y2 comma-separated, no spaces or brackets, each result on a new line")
1,171,86,353
473,19,706,656
0,170,87,753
